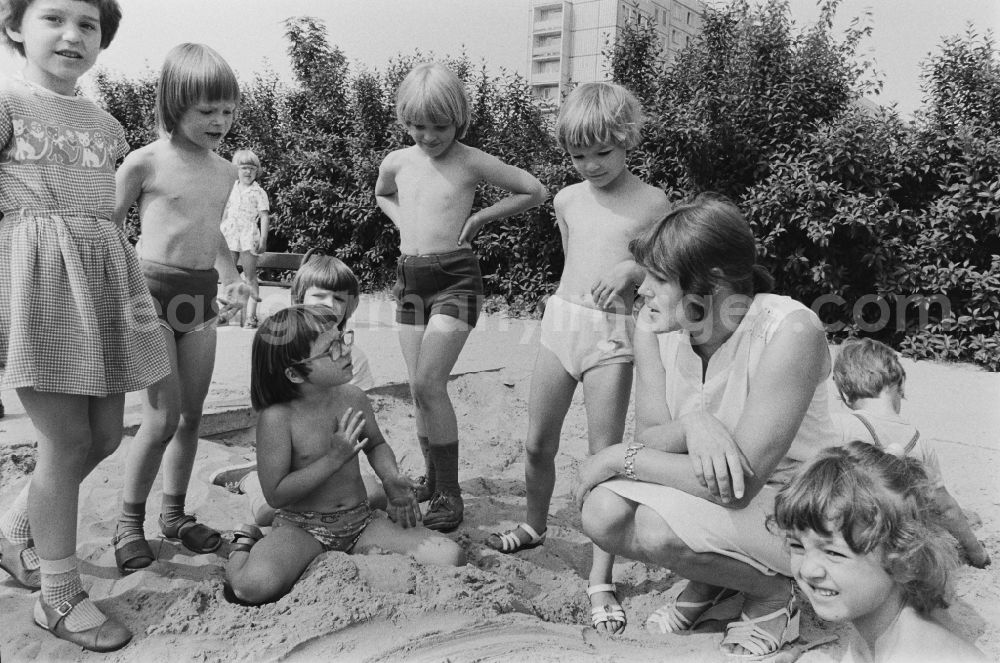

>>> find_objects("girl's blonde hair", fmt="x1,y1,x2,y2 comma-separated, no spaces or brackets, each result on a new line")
156,43,240,137
773,441,959,615
556,82,644,150
232,149,260,169
395,62,470,138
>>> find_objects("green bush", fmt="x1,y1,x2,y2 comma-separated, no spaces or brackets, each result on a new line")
608,0,999,368
91,4,1000,368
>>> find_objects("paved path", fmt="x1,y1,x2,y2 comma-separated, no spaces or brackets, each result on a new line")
2,289,998,455
0,289,544,446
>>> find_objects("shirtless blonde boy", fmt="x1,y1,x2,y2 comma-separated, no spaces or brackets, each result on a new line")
487,83,669,636
112,44,252,571
375,62,547,531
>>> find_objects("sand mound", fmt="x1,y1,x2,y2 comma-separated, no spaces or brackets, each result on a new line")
1,371,996,662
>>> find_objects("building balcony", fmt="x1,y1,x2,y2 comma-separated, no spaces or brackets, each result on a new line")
532,19,563,34
530,71,561,85
532,44,562,59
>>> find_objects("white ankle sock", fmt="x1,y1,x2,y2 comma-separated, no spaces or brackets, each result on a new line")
0,483,39,569
39,557,106,631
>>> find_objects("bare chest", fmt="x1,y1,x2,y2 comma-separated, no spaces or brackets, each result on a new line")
288,419,338,469
396,159,474,205
147,168,230,219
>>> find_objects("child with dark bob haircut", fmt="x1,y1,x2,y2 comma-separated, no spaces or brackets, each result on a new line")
228,305,464,605
0,0,167,651
209,253,375,527
773,441,986,662
0,0,121,55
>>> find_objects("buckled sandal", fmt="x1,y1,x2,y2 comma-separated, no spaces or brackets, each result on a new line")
159,515,222,554
587,582,627,635
720,594,800,660
0,534,41,589
112,526,154,574
646,582,742,634
34,591,132,652
230,524,263,556
485,522,546,554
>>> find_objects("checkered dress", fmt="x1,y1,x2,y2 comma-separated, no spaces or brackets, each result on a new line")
0,76,169,396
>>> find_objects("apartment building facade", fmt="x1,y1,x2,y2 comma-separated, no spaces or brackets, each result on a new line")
527,0,705,106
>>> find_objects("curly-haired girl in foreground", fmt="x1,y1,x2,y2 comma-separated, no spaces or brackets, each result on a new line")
773,441,986,663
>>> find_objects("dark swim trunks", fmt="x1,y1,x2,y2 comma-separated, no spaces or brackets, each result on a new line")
141,259,219,338
392,248,484,327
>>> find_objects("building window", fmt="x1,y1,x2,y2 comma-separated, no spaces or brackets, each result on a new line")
534,85,558,101
539,7,561,22
672,29,679,44
686,11,692,25
534,60,559,74
536,34,560,48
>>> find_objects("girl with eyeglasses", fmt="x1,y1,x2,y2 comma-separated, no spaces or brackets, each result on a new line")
225,305,465,605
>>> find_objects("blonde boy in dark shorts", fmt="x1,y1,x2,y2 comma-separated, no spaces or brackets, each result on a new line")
375,62,547,531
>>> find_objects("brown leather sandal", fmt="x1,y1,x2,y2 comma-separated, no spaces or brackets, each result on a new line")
34,591,132,652
159,514,222,554
230,524,263,556
0,534,41,589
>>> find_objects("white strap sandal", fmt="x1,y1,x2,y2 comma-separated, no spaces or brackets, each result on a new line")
646,583,742,634
486,522,545,554
720,595,800,660
587,583,627,635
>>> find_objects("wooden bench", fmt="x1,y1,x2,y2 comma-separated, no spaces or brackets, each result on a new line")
254,248,316,287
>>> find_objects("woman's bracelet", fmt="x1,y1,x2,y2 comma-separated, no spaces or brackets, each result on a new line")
623,443,645,480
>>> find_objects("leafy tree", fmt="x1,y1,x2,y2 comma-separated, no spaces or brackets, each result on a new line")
891,29,1000,367
91,4,1000,367
608,0,998,368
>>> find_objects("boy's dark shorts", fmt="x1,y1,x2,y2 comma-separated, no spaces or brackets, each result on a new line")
141,259,219,339
392,248,484,327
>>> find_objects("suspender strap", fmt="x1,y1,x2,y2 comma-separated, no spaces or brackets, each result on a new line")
851,413,881,447
851,412,919,454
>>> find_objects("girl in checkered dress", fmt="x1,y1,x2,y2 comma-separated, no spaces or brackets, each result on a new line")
0,0,169,652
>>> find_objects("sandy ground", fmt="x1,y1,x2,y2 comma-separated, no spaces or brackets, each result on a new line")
1,296,998,662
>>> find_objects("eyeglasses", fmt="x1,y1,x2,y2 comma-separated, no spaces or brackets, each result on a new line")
292,330,354,366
